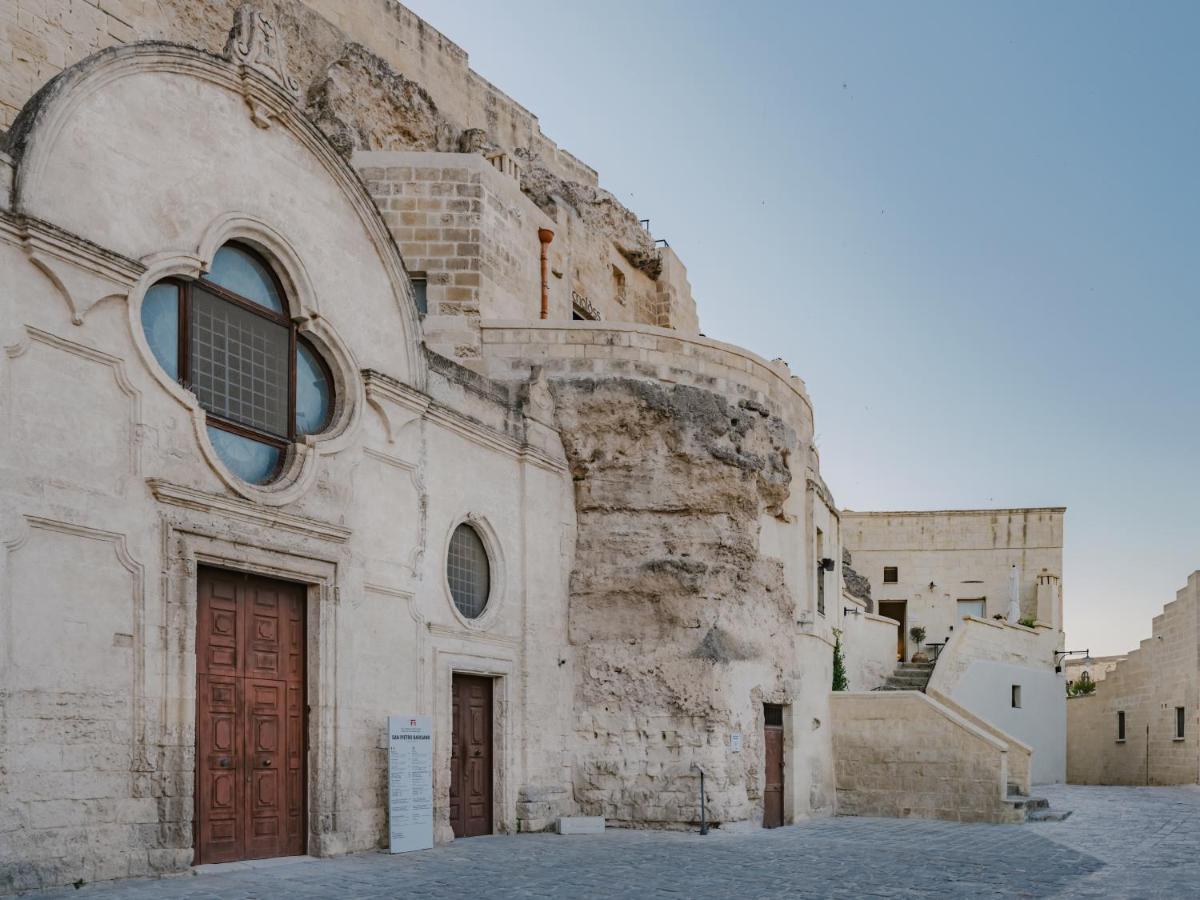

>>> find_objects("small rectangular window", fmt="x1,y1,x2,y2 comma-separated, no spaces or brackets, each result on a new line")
958,599,986,620
1176,707,1186,740
816,529,826,616
410,274,427,315
764,704,783,727
1117,710,1126,742
883,566,898,584
1011,685,1022,708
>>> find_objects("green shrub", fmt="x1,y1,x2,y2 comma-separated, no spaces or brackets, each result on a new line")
832,629,849,691
1069,671,1097,696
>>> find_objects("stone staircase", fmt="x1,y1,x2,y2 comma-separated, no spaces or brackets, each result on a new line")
867,660,1072,824
1005,785,1072,822
874,661,935,692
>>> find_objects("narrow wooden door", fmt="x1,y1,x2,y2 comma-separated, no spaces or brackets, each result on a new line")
763,704,784,828
449,674,493,838
196,568,306,864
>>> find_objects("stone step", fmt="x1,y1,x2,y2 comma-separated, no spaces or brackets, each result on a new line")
883,677,932,688
1027,808,1073,823
1005,793,1050,811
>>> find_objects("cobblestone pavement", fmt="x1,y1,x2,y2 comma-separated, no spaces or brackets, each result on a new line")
27,785,1200,899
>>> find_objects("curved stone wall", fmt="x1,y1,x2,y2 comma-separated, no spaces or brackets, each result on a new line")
479,320,814,435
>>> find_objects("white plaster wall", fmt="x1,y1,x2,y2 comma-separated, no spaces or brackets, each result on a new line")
0,44,580,891
841,605,899,692
948,661,1065,784
928,618,1065,784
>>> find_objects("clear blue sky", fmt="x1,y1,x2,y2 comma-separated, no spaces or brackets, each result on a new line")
404,0,1199,656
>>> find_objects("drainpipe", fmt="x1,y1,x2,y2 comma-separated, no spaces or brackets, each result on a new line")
537,227,554,319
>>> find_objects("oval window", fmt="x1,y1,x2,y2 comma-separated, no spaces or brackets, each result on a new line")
447,523,491,619
139,242,336,485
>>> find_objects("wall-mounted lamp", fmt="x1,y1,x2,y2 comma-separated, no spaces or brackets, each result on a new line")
842,607,863,617
1054,648,1091,674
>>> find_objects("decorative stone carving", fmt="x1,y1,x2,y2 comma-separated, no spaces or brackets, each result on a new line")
224,4,300,126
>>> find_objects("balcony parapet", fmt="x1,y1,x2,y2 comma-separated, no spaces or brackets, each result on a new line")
478,319,813,431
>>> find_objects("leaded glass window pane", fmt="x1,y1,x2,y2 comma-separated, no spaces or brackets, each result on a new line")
141,282,179,380
295,341,332,435
190,287,289,437
448,524,490,619
206,426,282,484
207,244,284,312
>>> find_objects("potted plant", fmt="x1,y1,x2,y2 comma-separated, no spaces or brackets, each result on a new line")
909,625,927,663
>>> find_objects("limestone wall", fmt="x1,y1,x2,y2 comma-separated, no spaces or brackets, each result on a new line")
842,508,1065,652
1067,572,1200,785
548,373,828,826
923,689,1032,795
0,1,695,334
1064,654,1126,687
477,320,814,431
831,692,1024,824
353,150,695,351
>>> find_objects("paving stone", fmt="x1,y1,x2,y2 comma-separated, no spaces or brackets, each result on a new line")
19,786,1200,899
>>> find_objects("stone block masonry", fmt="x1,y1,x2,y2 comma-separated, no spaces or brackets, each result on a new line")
831,692,1025,824
1068,571,1200,785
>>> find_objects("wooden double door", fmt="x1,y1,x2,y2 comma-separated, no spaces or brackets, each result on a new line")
449,674,493,838
196,567,307,864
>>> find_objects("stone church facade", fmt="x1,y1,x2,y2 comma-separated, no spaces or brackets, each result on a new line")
0,2,1067,891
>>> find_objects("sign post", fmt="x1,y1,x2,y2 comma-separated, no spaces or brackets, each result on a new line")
387,714,433,853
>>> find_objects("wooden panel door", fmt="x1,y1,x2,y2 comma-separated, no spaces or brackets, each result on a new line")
763,704,784,828
449,674,493,838
197,568,306,864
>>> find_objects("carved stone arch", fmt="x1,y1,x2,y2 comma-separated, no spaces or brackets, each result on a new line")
5,36,427,391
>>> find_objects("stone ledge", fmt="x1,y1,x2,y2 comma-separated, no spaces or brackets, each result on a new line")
557,816,605,835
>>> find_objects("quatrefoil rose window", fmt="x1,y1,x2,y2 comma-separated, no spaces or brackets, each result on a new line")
140,242,334,484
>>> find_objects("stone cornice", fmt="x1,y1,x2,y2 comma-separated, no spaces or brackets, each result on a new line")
363,368,565,474
148,478,352,544
0,209,145,284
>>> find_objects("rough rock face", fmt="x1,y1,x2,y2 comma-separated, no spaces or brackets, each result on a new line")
516,151,663,279
842,548,873,612
550,377,798,826
306,42,456,157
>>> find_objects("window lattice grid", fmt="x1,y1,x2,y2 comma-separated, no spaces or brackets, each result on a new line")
190,287,289,437
447,524,490,619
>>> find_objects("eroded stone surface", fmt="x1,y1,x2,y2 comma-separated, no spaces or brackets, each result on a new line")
550,377,800,826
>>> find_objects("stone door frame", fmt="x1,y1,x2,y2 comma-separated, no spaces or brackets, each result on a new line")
161,520,343,861
431,647,515,842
